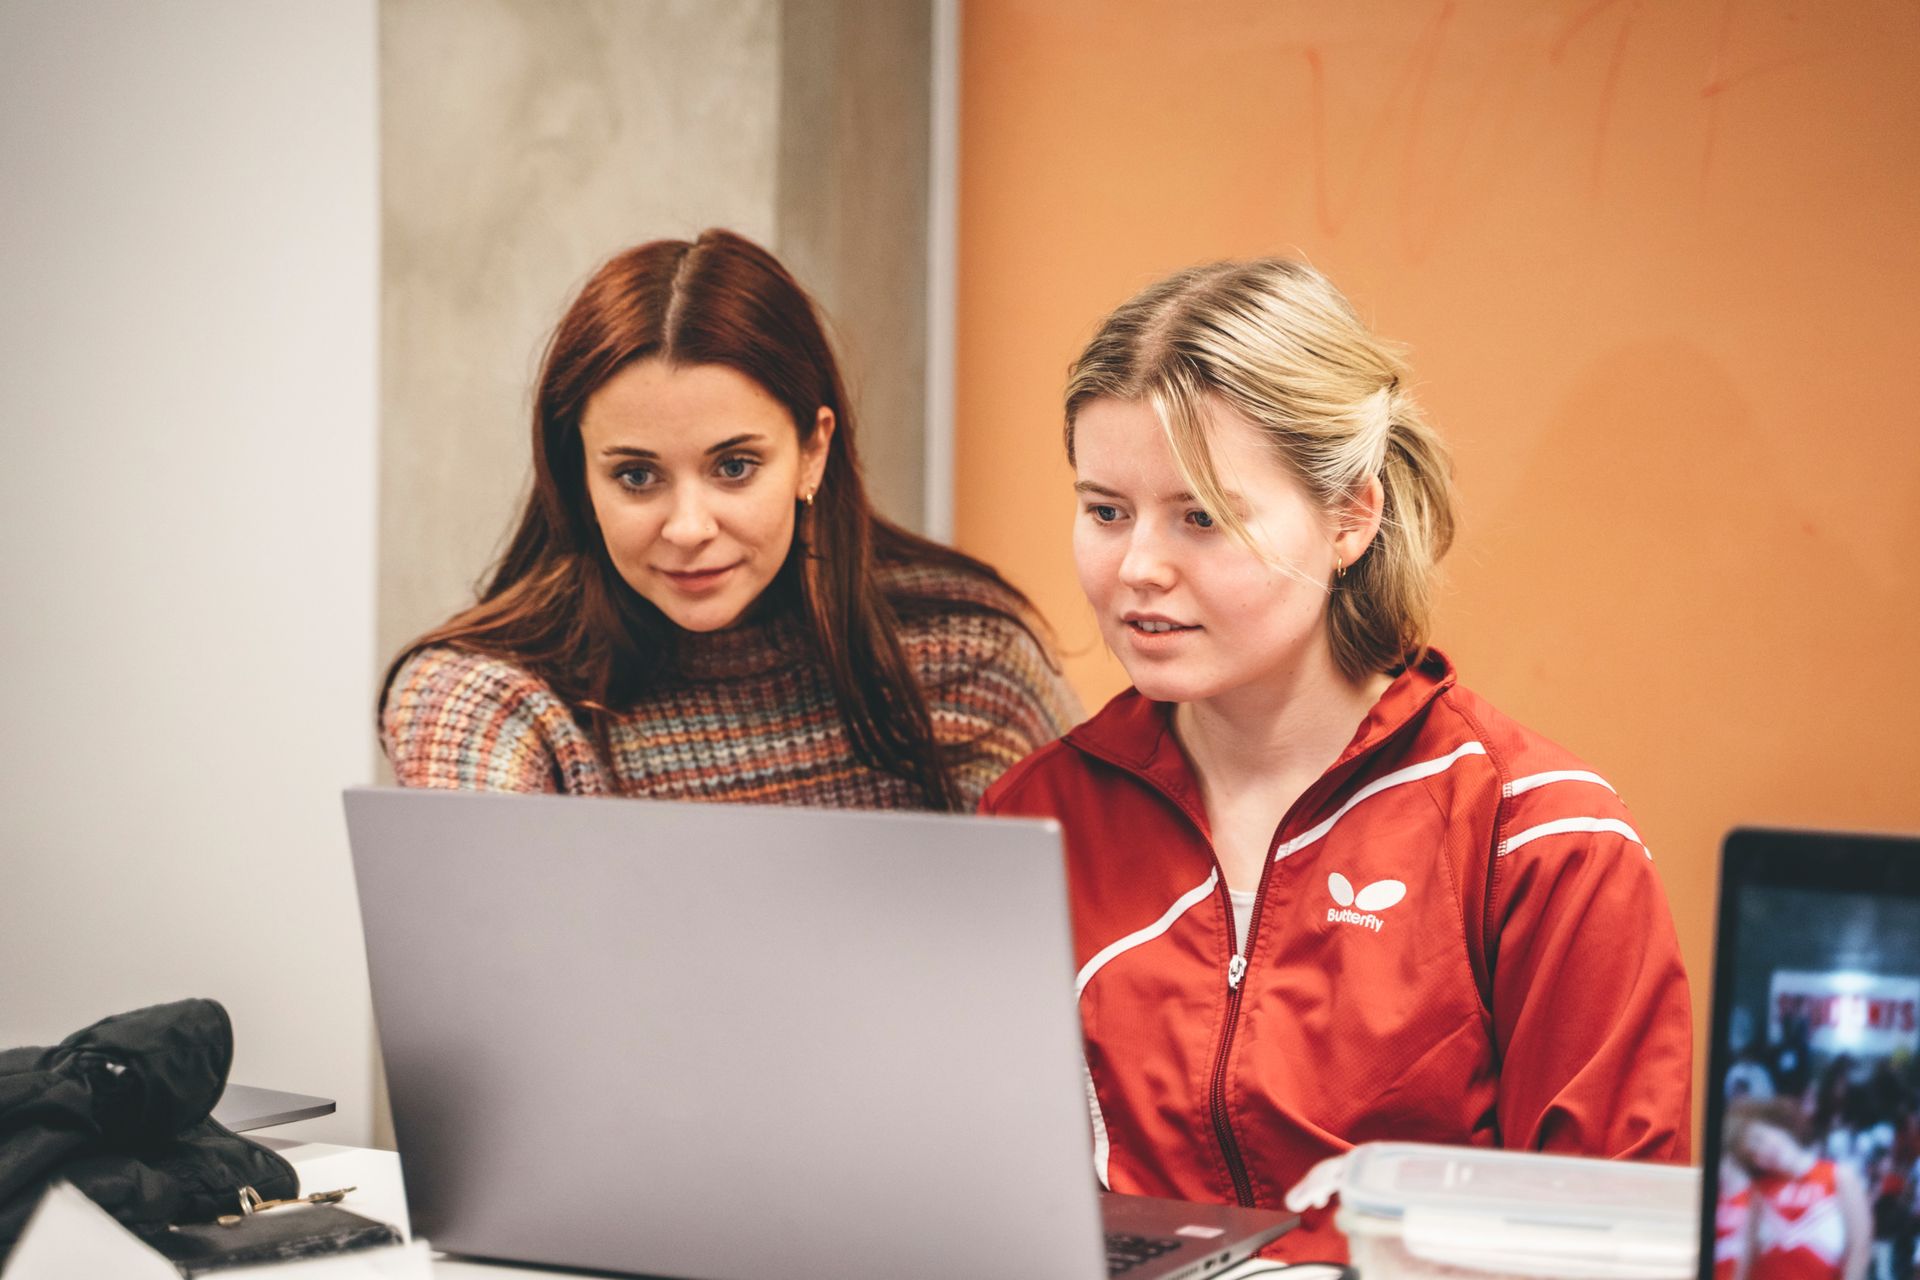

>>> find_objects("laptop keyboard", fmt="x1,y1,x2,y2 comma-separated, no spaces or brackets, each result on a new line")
1106,1232,1183,1275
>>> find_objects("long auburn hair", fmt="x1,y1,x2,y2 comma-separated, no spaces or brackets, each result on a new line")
382,229,1039,810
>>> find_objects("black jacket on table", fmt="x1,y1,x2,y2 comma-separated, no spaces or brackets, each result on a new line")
0,998,297,1257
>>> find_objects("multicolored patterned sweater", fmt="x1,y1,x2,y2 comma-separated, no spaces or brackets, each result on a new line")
381,563,1082,810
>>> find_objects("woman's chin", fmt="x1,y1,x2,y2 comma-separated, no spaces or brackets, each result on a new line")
652,596,753,634
1115,663,1216,706
634,571,764,634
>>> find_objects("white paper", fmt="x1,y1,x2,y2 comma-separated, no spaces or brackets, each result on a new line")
1,1178,428,1280
1,1181,179,1280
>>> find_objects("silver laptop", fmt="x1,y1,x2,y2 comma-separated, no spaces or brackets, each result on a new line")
344,787,1294,1280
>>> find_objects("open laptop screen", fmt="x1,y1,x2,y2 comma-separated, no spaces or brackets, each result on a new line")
1702,827,1920,1280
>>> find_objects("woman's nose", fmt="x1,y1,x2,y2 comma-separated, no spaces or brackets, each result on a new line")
1116,526,1175,590
660,487,718,545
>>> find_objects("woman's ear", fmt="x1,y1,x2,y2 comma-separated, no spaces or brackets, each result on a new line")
801,406,836,497
1332,473,1385,571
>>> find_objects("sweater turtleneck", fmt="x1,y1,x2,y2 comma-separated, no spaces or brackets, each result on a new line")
383,559,1083,811
667,606,812,683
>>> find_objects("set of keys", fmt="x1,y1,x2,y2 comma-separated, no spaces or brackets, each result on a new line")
216,1184,356,1227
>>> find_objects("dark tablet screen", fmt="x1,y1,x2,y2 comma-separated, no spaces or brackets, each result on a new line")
1702,828,1920,1280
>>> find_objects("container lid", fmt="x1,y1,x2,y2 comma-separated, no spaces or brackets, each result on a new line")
1328,1144,1701,1280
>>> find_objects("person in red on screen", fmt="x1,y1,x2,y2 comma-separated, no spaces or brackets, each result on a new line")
979,257,1692,1261
1728,1098,1871,1280
1722,1156,1758,1280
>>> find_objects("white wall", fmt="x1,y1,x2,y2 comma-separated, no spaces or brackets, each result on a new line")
0,0,379,1145
379,0,783,671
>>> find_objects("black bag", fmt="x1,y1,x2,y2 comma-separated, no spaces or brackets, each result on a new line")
0,999,299,1261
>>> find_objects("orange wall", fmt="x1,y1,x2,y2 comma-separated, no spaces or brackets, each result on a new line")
954,1,1920,1124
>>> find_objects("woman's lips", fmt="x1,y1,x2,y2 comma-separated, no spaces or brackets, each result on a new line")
1121,616,1201,650
660,563,740,593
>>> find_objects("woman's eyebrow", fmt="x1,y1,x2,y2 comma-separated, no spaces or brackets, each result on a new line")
1075,479,1238,506
598,433,766,461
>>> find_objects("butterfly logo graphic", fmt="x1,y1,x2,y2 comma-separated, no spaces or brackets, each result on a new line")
1327,873,1407,914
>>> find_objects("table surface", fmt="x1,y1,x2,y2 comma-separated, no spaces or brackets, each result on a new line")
273,1140,1286,1279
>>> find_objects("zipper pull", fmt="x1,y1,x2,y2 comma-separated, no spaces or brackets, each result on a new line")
1227,954,1247,989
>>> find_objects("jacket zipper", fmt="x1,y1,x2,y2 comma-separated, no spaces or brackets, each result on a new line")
1075,769,1272,1208
1206,767,1355,1209
1207,837,1280,1207
1107,784,1271,1209
1066,677,1450,1210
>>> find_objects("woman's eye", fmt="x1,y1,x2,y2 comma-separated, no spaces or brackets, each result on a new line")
1187,509,1216,529
615,466,657,490
716,456,760,482
1087,504,1121,524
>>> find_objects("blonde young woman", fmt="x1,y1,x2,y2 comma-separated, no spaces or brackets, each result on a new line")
982,259,1692,1261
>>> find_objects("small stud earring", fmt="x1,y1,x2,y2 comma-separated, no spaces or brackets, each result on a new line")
801,489,815,507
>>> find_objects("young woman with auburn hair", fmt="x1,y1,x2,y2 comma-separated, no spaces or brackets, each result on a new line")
383,229,1077,810
981,258,1692,1261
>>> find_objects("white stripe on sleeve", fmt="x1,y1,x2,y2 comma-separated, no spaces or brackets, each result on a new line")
1505,769,1616,798
1073,870,1220,1188
1272,741,1488,861
1084,1058,1112,1189
1075,869,1218,997
1499,815,1650,859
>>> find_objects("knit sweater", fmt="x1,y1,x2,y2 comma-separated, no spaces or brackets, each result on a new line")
382,562,1082,810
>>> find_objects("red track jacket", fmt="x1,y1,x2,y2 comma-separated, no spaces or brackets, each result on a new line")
980,652,1692,1261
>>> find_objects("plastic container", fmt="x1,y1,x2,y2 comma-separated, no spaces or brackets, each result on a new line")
1294,1143,1700,1280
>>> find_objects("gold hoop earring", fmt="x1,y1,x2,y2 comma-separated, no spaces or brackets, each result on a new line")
1334,555,1345,580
